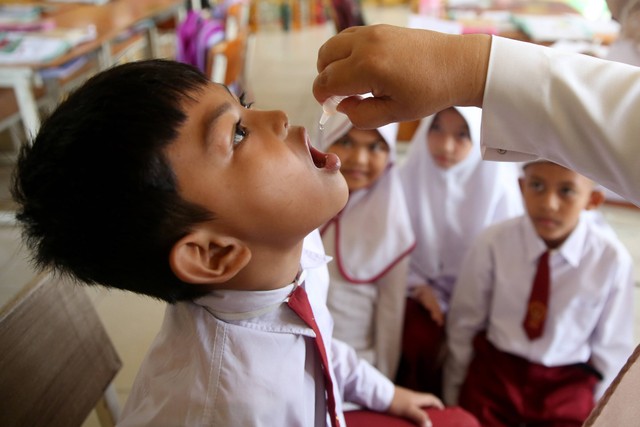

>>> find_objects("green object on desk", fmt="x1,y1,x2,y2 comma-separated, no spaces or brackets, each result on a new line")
0,34,22,53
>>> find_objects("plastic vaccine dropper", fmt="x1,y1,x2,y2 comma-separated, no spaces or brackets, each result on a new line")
319,96,348,130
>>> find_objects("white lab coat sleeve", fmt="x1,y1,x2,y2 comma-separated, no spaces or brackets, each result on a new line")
589,248,635,400
443,231,494,406
330,338,395,412
481,36,640,206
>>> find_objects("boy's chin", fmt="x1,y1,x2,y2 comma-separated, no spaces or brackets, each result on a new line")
317,181,349,226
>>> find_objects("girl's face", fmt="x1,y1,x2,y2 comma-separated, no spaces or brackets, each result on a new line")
427,108,473,169
327,128,390,192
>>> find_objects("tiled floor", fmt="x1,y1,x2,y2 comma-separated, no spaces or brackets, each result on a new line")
1,5,640,425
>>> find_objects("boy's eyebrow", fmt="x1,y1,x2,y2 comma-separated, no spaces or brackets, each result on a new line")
204,102,232,148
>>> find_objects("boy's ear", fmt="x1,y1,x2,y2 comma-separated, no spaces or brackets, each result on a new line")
585,189,606,211
169,229,251,285
518,177,525,194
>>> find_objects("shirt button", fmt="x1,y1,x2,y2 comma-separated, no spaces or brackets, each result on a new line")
497,149,507,155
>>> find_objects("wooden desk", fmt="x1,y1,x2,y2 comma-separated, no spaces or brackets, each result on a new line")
0,0,186,138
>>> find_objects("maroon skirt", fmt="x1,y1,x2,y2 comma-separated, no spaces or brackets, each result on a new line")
395,297,446,396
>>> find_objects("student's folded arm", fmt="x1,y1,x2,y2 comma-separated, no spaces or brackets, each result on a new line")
443,232,495,405
589,250,636,400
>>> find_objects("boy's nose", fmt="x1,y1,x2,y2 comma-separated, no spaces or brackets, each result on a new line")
270,110,289,139
541,192,560,211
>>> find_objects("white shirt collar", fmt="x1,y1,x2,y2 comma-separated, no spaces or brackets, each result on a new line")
522,215,587,268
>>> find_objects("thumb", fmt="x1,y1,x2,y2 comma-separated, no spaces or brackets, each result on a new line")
338,96,394,129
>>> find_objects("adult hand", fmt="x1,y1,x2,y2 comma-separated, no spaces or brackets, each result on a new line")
313,25,491,129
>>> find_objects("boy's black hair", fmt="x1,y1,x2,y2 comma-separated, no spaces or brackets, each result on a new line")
11,59,216,303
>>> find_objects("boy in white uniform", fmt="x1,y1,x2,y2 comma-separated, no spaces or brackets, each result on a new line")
444,161,634,426
11,59,453,427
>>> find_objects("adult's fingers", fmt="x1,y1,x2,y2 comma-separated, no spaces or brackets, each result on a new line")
316,26,360,73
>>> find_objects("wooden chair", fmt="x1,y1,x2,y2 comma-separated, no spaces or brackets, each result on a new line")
0,272,122,427
205,27,250,94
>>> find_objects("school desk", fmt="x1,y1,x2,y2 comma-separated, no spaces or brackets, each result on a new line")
0,0,186,139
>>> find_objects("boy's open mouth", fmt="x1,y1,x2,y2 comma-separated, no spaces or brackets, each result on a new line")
306,135,341,171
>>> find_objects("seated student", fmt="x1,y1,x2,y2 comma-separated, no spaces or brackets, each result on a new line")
318,114,414,381
396,106,523,395
11,59,483,427
444,160,635,427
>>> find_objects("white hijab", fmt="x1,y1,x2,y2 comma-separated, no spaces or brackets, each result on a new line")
400,107,523,284
317,114,415,283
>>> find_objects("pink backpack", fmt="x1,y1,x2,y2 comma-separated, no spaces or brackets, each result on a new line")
176,10,224,74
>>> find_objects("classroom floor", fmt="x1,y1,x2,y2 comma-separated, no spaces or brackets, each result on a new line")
1,5,639,425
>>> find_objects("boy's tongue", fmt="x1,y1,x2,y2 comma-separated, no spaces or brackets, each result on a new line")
309,144,341,171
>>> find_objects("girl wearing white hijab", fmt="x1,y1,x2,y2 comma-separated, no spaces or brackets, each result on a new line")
396,106,523,394
317,113,415,380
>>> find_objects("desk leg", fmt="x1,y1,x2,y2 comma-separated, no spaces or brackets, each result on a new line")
13,75,40,139
98,43,113,69
146,26,160,59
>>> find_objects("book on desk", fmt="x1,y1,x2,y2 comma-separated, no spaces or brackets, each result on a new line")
0,25,97,64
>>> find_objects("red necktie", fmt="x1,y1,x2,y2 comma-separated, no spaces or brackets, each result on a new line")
523,251,550,340
287,284,340,427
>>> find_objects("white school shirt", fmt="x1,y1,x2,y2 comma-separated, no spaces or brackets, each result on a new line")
444,215,634,405
481,36,640,207
117,231,395,427
318,115,414,380
400,107,523,311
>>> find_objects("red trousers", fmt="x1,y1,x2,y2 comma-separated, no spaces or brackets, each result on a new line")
395,297,446,396
345,407,480,427
459,333,599,427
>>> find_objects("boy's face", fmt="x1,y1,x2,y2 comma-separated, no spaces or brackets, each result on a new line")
327,128,390,192
166,83,348,247
520,162,602,248
427,107,473,169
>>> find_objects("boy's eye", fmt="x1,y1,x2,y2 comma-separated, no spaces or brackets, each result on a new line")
233,121,248,146
239,92,253,109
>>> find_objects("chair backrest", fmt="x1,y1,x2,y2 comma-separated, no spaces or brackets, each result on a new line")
584,343,640,426
0,272,122,427
206,27,249,92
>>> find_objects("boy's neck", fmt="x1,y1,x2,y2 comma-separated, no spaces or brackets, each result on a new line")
223,241,304,291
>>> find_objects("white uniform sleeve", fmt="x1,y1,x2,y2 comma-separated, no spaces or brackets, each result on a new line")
444,232,494,405
589,248,635,400
481,36,640,206
330,338,395,412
